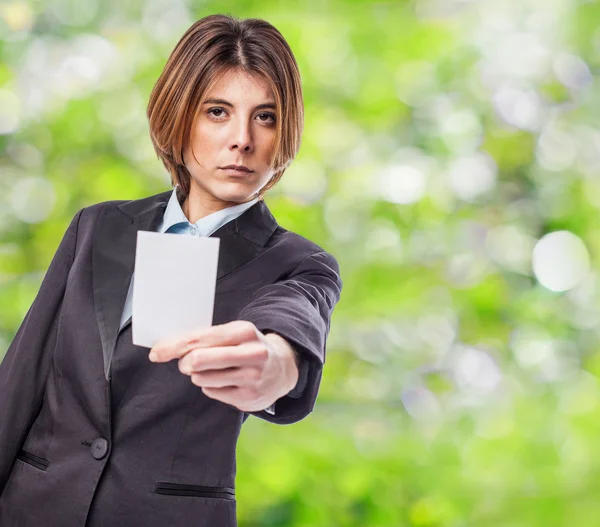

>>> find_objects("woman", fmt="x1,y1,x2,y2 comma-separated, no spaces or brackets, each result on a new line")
0,14,343,527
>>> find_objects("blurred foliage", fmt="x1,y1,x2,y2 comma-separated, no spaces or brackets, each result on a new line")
3,0,600,525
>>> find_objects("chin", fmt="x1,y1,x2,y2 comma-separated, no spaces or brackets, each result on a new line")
212,185,258,204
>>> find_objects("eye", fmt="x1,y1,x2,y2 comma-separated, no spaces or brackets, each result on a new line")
257,112,276,123
207,107,227,119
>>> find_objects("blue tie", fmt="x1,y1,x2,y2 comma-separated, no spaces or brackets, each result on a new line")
165,222,193,235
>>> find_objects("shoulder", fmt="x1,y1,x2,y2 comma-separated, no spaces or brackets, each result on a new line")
76,190,171,223
268,226,340,274
270,226,328,256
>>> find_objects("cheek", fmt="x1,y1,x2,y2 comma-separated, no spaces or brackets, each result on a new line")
257,131,277,160
189,125,222,158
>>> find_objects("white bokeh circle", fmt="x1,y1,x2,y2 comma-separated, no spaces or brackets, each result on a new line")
532,231,591,292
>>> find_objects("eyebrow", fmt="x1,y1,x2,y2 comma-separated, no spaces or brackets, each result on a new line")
202,98,276,111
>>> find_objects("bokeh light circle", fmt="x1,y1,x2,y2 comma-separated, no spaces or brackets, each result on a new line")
532,231,591,292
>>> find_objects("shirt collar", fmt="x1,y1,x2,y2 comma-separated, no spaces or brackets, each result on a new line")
158,187,260,236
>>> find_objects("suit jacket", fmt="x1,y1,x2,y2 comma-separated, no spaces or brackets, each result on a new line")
0,189,343,526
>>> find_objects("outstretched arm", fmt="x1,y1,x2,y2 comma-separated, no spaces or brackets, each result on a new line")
149,250,343,425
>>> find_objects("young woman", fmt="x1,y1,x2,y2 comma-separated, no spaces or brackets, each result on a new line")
0,14,343,527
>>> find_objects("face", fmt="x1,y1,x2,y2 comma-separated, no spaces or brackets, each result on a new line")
182,68,278,212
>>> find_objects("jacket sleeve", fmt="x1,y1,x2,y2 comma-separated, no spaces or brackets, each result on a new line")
237,250,343,425
0,208,84,493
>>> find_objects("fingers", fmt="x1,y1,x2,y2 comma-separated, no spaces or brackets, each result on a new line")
177,341,268,374
187,366,262,389
199,385,264,412
149,321,260,362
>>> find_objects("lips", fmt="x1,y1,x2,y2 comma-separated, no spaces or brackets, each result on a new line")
221,165,253,172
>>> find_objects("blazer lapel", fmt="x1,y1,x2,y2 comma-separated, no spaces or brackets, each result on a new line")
92,189,279,379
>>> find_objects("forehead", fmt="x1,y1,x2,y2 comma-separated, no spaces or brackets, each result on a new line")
205,69,275,103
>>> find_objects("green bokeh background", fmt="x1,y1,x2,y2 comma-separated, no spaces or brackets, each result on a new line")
2,0,600,525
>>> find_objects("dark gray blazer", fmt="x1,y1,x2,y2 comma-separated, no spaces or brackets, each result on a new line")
0,189,343,526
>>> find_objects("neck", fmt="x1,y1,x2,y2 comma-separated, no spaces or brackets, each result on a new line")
180,185,257,224
181,199,223,224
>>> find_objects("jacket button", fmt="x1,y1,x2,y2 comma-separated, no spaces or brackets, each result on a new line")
91,438,109,460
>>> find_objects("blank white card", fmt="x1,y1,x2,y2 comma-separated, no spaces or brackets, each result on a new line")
131,230,220,348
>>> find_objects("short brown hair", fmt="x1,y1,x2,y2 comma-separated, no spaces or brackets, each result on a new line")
146,14,304,200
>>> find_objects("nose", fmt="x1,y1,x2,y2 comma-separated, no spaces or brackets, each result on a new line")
229,119,253,153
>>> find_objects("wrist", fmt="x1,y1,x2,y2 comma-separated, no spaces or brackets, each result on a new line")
264,332,299,394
